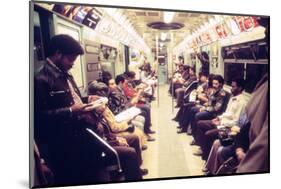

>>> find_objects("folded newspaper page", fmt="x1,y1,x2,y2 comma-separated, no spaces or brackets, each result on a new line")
115,107,142,122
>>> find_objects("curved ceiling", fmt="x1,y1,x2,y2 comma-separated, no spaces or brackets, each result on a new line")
121,9,215,49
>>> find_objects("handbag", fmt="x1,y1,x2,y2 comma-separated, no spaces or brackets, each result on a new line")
216,157,238,175
218,127,234,147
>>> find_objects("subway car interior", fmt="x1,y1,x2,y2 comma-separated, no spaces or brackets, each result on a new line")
31,1,269,188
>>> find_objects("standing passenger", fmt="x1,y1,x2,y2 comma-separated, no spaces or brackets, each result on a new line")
34,34,144,184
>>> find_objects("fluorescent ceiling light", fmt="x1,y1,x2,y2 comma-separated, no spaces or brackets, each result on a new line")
160,33,167,41
209,18,216,25
103,8,117,17
164,12,175,23
214,15,223,23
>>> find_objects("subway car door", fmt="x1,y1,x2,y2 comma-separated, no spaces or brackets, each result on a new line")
99,45,117,78
53,16,87,96
158,56,168,84
84,39,102,84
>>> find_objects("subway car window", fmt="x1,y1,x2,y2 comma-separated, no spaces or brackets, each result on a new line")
34,22,45,73
224,63,268,93
223,40,268,93
246,64,268,92
31,2,269,188
34,12,44,62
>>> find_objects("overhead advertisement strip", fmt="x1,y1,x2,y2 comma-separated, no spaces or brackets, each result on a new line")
174,15,265,53
36,3,151,54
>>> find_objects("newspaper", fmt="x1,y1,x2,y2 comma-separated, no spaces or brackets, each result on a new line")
115,107,142,122
84,97,108,111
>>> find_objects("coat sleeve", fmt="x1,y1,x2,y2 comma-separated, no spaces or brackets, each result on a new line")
236,115,269,173
102,107,129,133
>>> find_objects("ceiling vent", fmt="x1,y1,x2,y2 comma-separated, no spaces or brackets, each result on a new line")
178,13,188,17
135,11,146,16
147,22,185,30
147,12,159,16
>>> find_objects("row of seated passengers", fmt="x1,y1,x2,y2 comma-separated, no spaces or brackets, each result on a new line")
169,67,268,175
34,34,156,186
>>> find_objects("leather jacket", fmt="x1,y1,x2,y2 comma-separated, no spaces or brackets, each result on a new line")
35,61,83,119
205,88,227,115
34,61,123,174
34,61,88,148
34,61,116,146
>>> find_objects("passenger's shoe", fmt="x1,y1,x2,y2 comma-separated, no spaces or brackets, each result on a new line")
172,117,178,122
177,129,187,134
193,148,203,156
147,130,156,134
204,171,213,176
174,105,180,108
176,125,181,129
141,145,148,151
146,135,156,142
187,127,192,135
190,139,197,146
187,130,192,135
202,167,209,172
150,97,156,101
140,168,149,176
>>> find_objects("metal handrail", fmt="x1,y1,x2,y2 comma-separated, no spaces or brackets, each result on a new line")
85,128,122,173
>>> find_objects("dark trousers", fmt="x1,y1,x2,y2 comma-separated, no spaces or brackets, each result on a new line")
178,103,196,131
174,102,196,121
196,120,219,160
122,134,142,166
47,134,110,185
48,134,143,184
175,87,186,106
169,82,183,97
113,146,142,181
109,134,143,181
191,110,216,138
185,106,201,133
137,103,152,133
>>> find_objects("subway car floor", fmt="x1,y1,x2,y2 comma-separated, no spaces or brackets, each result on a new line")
142,84,205,179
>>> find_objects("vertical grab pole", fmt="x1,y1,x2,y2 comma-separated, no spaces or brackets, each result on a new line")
171,33,174,114
156,35,159,108
29,1,34,187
